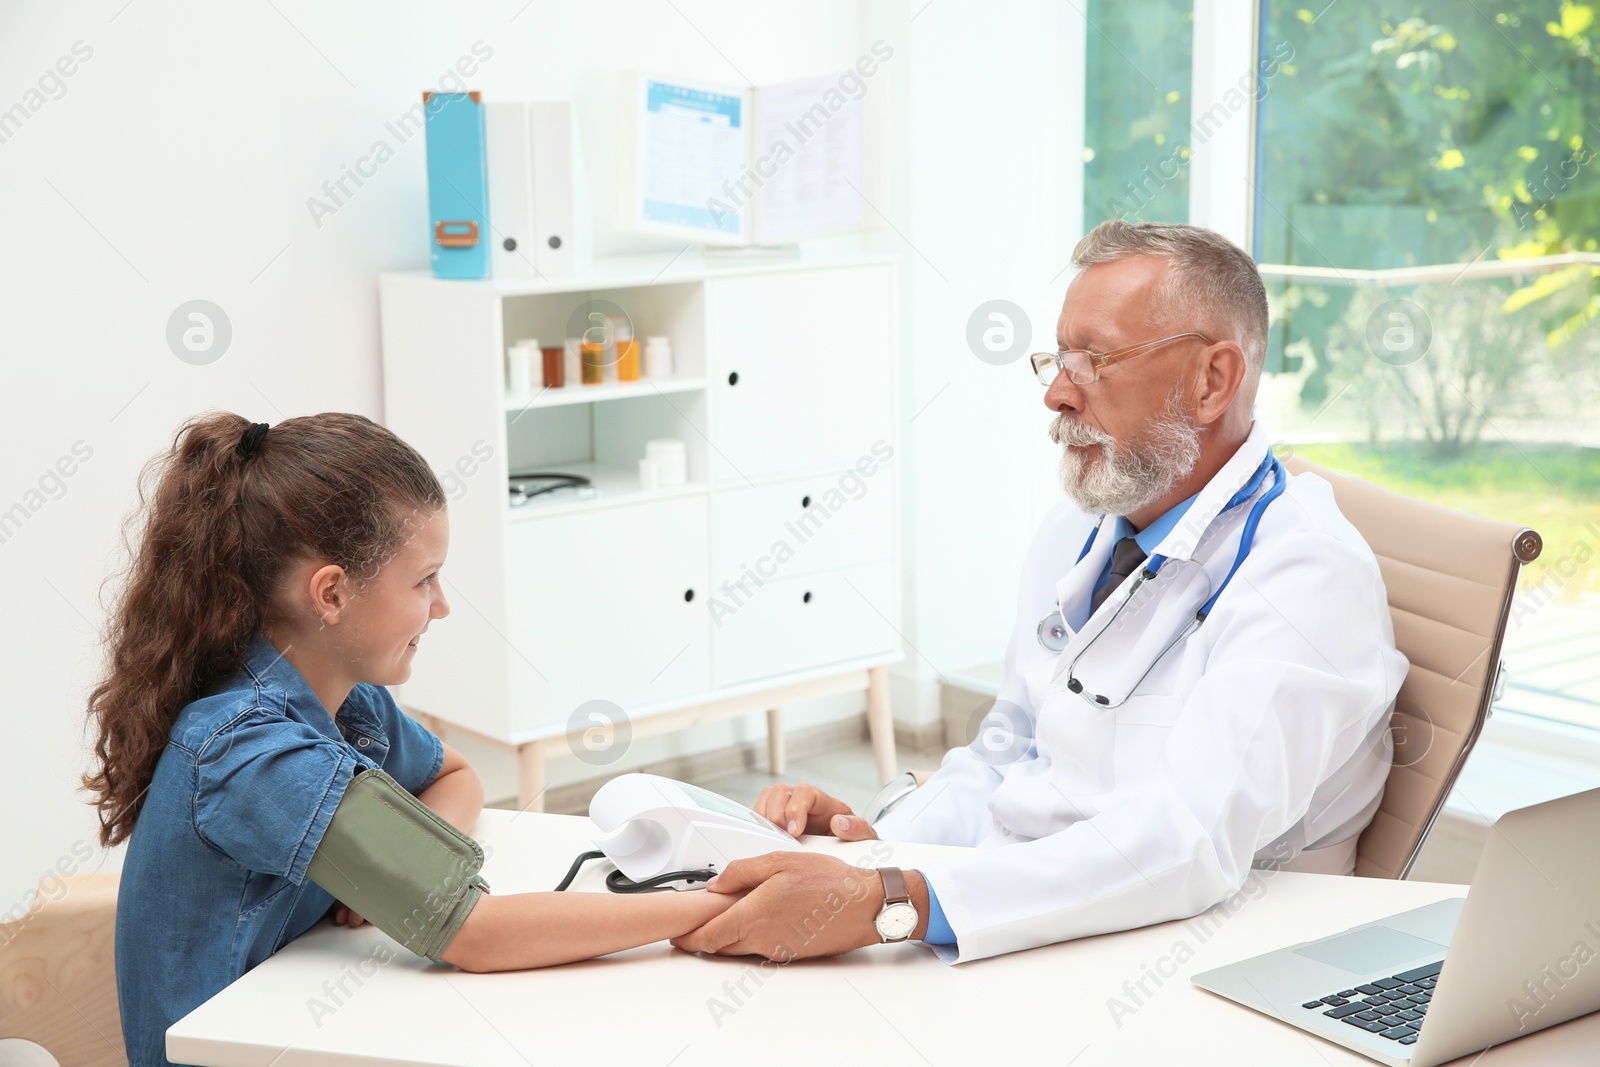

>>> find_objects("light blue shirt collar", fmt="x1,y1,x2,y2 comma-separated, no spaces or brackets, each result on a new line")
1111,491,1201,555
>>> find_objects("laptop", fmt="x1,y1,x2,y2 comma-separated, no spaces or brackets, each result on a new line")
1192,787,1600,1066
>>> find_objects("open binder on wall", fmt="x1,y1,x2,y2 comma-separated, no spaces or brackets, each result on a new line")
615,62,888,247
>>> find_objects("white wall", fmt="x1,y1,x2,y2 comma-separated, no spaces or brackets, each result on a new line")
0,0,1084,903
889,1,1083,725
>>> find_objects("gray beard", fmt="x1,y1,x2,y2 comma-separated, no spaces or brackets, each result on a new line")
1049,388,1202,516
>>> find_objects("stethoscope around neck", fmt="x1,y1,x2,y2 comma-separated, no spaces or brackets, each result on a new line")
1037,450,1288,709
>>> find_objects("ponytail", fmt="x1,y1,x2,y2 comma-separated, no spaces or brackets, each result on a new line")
83,411,445,846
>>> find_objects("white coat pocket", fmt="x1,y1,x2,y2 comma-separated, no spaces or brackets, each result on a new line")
1111,694,1185,786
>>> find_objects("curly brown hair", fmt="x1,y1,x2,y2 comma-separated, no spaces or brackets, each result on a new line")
82,411,446,847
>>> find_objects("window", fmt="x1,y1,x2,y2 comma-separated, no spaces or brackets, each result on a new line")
1083,0,1194,228
1251,1,1600,732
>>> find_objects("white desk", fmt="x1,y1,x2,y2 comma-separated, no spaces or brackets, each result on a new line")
169,810,1600,1066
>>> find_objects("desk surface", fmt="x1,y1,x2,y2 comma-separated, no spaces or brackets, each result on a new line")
169,810,1599,1066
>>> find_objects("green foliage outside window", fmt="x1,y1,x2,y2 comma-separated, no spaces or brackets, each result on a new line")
1263,2,1600,444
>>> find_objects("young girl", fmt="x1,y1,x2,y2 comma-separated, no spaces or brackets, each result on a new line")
86,412,739,1066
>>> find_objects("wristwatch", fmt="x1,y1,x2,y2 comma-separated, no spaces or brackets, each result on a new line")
873,866,919,943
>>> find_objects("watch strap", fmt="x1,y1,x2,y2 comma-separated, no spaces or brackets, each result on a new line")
879,866,909,905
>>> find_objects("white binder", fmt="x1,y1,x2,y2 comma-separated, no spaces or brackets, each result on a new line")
484,102,537,278
483,101,588,279
528,101,585,277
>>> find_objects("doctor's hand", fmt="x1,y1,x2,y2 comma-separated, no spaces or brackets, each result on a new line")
754,782,878,841
672,852,912,960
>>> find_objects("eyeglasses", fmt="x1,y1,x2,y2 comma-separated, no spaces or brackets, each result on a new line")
1028,331,1215,387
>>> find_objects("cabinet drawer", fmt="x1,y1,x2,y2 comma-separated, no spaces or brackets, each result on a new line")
711,469,893,587
506,496,711,733
706,265,894,481
712,561,898,687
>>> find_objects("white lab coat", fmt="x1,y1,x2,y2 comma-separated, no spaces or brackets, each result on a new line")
875,422,1408,963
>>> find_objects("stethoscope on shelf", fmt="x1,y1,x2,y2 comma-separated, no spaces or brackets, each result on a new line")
1036,450,1287,709
509,471,594,506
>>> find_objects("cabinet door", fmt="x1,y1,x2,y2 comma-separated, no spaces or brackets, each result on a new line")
506,496,711,736
710,470,893,589
712,561,898,687
706,264,894,482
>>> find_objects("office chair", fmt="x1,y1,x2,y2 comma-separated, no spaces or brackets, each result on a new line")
0,873,124,1067
1282,456,1540,878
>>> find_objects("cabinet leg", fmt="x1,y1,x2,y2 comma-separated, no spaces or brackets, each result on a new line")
866,666,896,784
766,707,785,777
517,740,547,814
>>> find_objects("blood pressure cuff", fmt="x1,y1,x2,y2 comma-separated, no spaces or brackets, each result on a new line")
306,767,489,962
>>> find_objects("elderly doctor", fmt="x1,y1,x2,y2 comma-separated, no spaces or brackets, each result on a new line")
673,220,1408,965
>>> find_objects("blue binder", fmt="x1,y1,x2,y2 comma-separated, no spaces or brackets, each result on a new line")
423,91,490,279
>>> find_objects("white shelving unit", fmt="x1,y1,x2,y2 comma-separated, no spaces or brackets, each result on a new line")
379,253,903,809
503,375,708,411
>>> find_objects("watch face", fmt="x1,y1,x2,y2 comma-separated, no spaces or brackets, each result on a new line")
876,901,917,941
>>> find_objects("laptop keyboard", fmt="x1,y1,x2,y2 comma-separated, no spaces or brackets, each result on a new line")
1298,960,1443,1047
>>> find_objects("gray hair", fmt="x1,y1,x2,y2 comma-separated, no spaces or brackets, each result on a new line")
1071,220,1268,378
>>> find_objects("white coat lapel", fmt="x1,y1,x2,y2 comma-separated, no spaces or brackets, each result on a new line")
1054,519,1115,634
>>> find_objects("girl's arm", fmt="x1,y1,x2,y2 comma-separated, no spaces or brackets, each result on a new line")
335,742,484,929
441,888,744,971
417,741,485,833
349,743,736,967
408,745,741,969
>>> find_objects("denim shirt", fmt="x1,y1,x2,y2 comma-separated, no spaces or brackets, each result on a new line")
115,632,444,1067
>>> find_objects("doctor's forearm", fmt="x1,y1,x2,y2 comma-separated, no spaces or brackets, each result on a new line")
417,766,485,834
442,889,737,971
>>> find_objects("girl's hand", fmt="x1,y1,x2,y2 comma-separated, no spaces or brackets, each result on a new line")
334,904,366,928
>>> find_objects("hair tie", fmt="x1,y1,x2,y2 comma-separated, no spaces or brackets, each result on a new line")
237,422,270,459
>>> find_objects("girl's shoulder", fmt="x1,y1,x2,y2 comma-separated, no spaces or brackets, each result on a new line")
339,683,445,796
167,663,283,756
171,633,352,758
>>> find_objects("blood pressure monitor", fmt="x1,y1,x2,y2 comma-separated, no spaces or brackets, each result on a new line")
579,773,804,891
